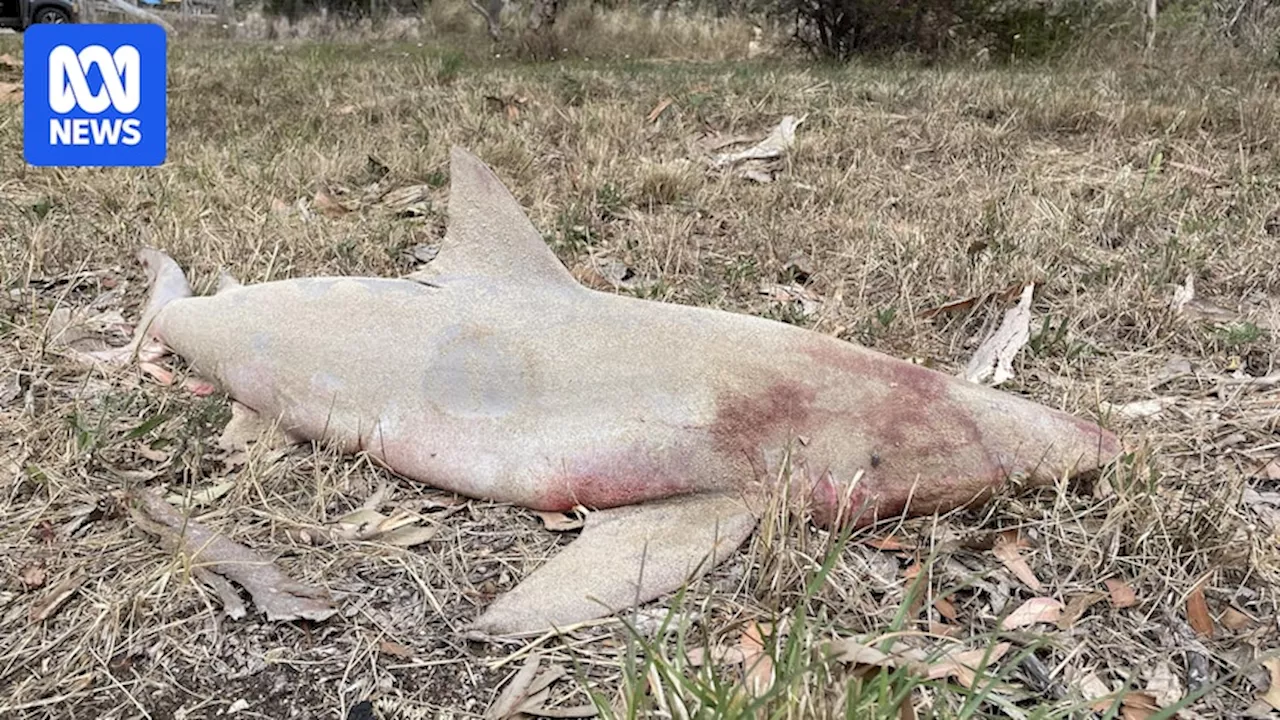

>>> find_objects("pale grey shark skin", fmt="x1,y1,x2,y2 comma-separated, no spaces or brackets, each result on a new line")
118,147,1123,635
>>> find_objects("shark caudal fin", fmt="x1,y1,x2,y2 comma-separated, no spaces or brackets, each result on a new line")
468,492,758,636
409,147,580,288
86,248,192,365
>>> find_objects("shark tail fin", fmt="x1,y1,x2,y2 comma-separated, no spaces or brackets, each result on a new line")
87,248,192,365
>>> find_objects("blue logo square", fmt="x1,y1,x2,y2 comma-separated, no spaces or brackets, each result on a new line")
23,24,167,167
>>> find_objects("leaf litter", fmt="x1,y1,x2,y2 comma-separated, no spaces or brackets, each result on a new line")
1186,580,1215,638
709,115,804,183
962,283,1034,386
1104,578,1140,609
28,573,84,623
131,487,337,622
323,480,440,547
1000,597,1063,630
485,653,596,719
991,529,1042,592
828,635,1012,690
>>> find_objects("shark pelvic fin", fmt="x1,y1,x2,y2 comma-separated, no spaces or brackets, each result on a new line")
216,269,242,293
469,492,758,636
427,147,580,288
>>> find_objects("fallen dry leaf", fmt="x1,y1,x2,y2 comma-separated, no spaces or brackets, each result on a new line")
1260,657,1280,712
864,534,915,551
0,370,19,407
1091,691,1160,720
0,81,20,104
521,705,597,718
926,642,1011,688
1187,581,1214,637
827,637,925,669
1145,660,1183,708
0,52,20,67
646,97,673,123
378,640,414,659
132,488,336,622
1171,273,1196,314
46,307,123,354
759,282,822,318
571,254,657,293
483,94,527,122
992,530,1042,592
1105,397,1179,419
687,644,748,666
928,621,959,637
488,653,542,720
714,116,803,166
1076,671,1112,704
136,445,171,463
919,282,1026,319
19,563,47,590
711,115,805,183
486,654,583,719
1057,591,1105,629
1104,578,1139,608
1171,273,1241,324
313,187,356,217
962,283,1034,386
1222,606,1254,630
534,510,585,532
933,597,958,622
29,574,84,622
380,185,432,215
1242,489,1280,530
740,621,775,697
333,507,437,547
191,566,247,619
376,524,439,547
1258,458,1280,481
1000,597,1063,630
165,480,236,509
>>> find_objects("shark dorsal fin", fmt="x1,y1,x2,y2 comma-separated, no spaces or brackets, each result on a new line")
424,147,579,287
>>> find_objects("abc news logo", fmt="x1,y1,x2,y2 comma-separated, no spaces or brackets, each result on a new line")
48,44,144,147
24,24,167,168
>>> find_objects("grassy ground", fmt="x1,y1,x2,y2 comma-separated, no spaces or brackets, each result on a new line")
1,13,1279,719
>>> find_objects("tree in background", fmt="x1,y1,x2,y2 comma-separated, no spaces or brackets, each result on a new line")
467,0,562,40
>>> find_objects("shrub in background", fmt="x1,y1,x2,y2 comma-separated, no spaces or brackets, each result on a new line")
771,0,1123,61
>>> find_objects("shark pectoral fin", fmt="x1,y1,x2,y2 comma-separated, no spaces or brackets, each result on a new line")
432,147,581,289
469,492,758,637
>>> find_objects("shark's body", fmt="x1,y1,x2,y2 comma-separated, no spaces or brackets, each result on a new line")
113,148,1122,635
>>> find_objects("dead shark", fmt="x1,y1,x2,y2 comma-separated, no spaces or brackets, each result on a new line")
97,147,1123,635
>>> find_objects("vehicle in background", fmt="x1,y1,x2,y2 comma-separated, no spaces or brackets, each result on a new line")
0,0,79,30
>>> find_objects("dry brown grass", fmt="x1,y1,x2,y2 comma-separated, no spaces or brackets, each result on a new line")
1,22,1279,719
